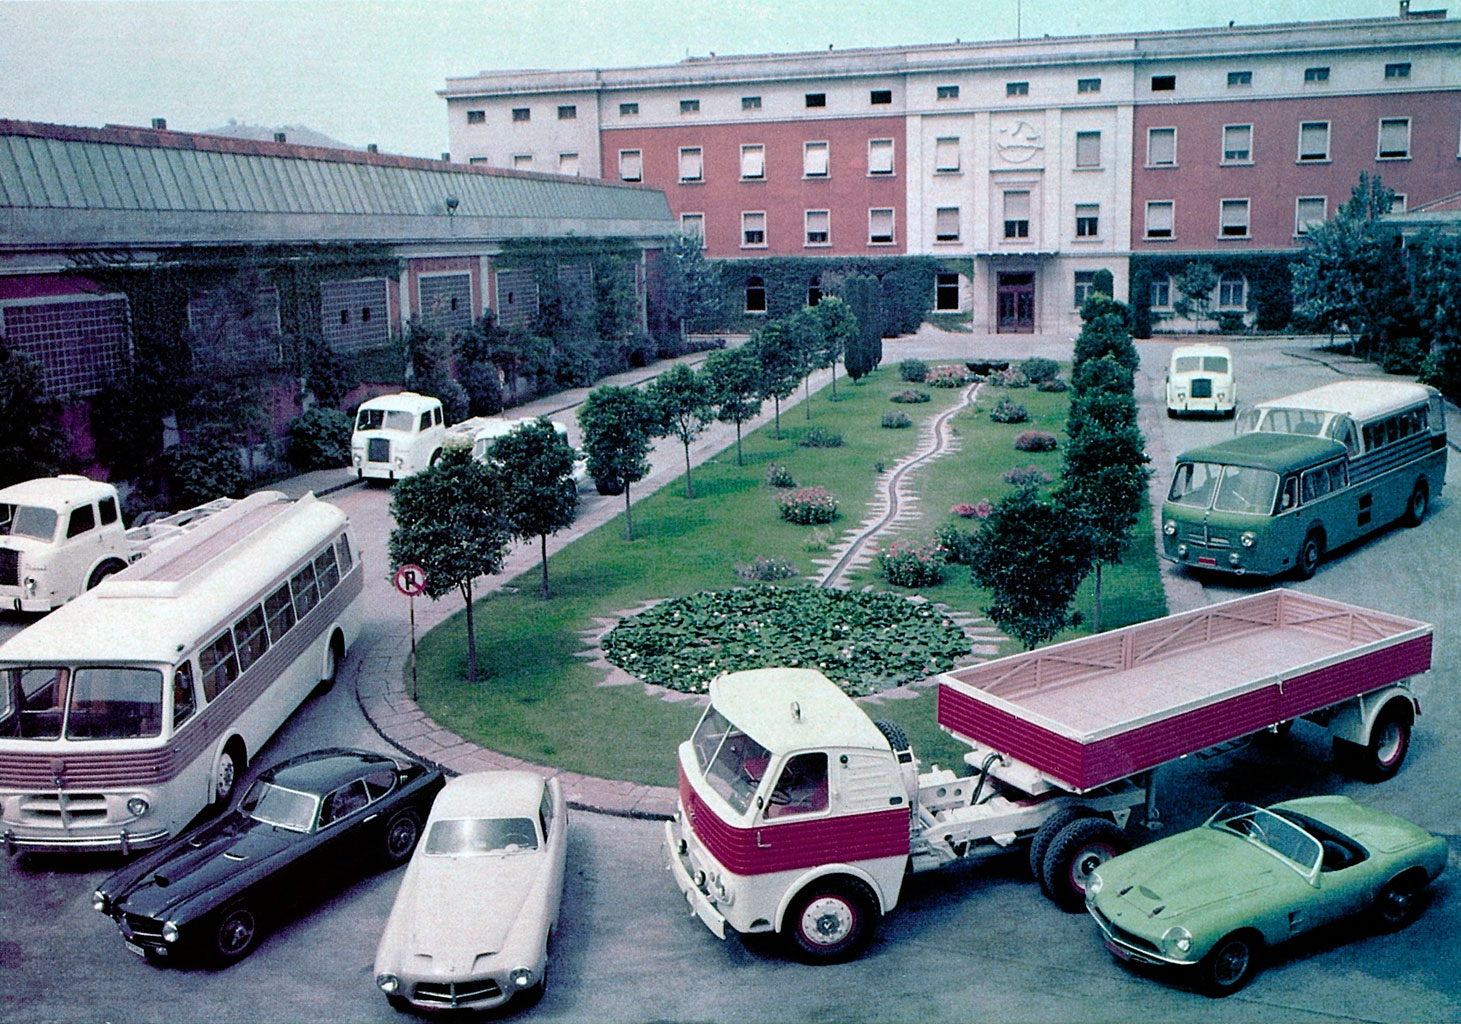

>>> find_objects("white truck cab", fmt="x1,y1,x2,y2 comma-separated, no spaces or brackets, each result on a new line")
0,476,131,612
351,392,446,481
1166,343,1235,418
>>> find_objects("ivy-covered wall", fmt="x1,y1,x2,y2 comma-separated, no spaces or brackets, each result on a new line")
716,255,944,336
1129,253,1295,338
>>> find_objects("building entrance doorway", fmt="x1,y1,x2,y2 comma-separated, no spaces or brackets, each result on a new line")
996,272,1035,333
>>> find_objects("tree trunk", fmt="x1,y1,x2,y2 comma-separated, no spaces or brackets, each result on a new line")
683,441,694,498
539,533,550,600
735,420,744,465
623,483,634,541
461,579,478,684
803,375,811,419
773,397,782,439
1092,563,1103,634
829,361,838,401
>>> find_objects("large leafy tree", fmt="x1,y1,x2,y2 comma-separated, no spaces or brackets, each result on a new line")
490,418,579,600
749,320,801,439
388,447,510,684
701,346,763,466
0,338,67,488
646,363,713,498
578,385,656,540
811,295,858,401
660,233,729,336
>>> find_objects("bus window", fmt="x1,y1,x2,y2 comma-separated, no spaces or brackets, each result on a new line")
1279,476,1298,512
1328,462,1349,490
313,548,341,595
200,630,241,701
291,562,320,617
1,667,66,738
66,504,96,538
1169,462,1221,508
66,667,163,740
1327,417,1358,456
172,663,197,729
264,583,296,642
233,606,270,671
1213,467,1279,514
1301,467,1331,503
334,535,353,574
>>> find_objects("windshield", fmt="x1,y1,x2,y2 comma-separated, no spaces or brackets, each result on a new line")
424,817,539,855
0,666,163,740
0,503,59,541
355,409,416,432
1173,356,1201,373
699,721,772,817
242,781,319,831
1208,803,1321,874
1203,356,1230,373
1168,462,1277,514
1168,462,1221,508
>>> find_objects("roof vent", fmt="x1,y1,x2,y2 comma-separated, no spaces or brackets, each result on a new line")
367,143,378,153
151,118,167,130
274,131,287,143
441,152,450,162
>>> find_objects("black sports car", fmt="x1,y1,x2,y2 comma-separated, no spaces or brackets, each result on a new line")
93,747,445,966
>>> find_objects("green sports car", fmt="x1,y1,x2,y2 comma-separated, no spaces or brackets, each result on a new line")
1085,796,1449,997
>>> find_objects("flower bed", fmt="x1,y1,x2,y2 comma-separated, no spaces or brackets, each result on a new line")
877,538,949,588
779,485,839,524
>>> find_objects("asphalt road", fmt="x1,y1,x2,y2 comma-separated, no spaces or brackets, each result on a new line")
3,334,1459,1022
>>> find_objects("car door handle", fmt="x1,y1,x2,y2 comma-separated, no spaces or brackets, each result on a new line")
364,813,380,823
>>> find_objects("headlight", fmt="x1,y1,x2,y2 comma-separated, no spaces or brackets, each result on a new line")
394,456,405,468
376,974,400,994
162,920,180,944
126,797,149,817
1163,520,1176,537
509,967,535,989
92,889,109,914
1086,871,1103,897
1240,531,1256,548
1161,925,1194,958
23,576,38,596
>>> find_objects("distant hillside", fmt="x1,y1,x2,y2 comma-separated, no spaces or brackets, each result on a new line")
202,119,358,151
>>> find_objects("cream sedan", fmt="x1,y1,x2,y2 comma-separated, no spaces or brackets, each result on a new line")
374,771,567,1012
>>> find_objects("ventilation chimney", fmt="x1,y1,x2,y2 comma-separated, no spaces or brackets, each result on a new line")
151,118,167,130
441,152,451,162
274,131,287,143
367,143,378,153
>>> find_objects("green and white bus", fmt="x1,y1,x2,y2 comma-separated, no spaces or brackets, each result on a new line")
1164,382,1446,578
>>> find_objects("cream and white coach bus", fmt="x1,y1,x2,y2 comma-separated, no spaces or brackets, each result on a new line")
0,491,363,855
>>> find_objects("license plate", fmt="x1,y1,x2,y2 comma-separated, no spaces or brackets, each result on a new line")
125,941,146,959
1197,556,1217,567
1104,938,1131,961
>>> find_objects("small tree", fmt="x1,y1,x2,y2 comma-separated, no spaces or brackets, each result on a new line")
841,274,884,382
811,295,858,401
750,320,801,439
0,338,67,488
1073,294,1139,373
490,419,579,600
388,447,510,684
702,346,763,466
646,363,713,498
1174,261,1220,331
578,385,656,540
660,233,730,338
783,307,824,419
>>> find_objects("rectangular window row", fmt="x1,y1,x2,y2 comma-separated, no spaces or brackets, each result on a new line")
931,77,1102,100
683,209,902,249
618,139,897,183
1147,271,1249,311
1143,192,1407,241
1146,117,1415,166
1152,60,1412,94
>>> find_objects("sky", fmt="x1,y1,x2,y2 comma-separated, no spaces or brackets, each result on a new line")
0,0,1410,159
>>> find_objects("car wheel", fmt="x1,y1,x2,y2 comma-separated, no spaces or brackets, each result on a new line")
1028,808,1090,892
785,878,878,963
1295,530,1324,580
212,904,260,965
383,809,422,866
1373,875,1424,932
1403,481,1429,527
1198,931,1260,997
1041,817,1129,912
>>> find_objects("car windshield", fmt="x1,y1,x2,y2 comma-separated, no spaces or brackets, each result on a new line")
241,781,319,832
424,816,539,855
356,409,416,432
1208,803,1322,873
0,503,59,541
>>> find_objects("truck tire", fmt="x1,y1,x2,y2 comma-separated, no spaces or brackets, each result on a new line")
1335,701,1412,782
873,720,911,757
1028,807,1090,892
785,878,879,963
1403,481,1429,527
87,560,127,589
1041,817,1128,912
1295,530,1324,580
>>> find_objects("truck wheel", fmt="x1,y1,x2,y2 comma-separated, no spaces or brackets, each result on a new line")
1198,930,1261,997
785,878,878,963
87,560,126,589
1028,808,1090,891
1041,817,1129,912
1337,702,1412,782
1403,481,1429,527
211,742,244,809
1295,530,1324,580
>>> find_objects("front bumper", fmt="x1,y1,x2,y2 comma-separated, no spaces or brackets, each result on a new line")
5,826,171,856
1087,903,1194,968
391,974,518,1012
663,818,727,939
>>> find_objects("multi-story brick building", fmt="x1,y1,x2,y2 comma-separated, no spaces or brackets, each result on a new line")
442,7,1461,335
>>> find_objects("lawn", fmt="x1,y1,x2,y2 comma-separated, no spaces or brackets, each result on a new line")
412,362,1167,786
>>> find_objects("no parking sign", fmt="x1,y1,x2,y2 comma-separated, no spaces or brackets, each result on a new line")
393,563,428,596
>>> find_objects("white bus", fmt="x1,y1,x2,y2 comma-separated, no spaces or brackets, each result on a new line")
0,491,363,855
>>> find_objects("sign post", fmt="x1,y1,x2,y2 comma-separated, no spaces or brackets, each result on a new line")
392,564,428,700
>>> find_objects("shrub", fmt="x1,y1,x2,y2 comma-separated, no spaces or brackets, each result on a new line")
991,368,1030,388
1382,337,1426,375
765,462,796,488
1014,430,1058,453
1419,345,1461,402
1218,312,1245,334
951,500,994,520
804,526,833,552
877,538,948,588
285,408,353,470
1036,377,1069,393
966,360,1010,376
935,522,978,565
882,411,912,429
890,389,931,404
899,358,929,382
734,555,799,582
990,399,1030,423
1019,357,1060,383
779,486,839,525
798,426,844,448
926,364,968,388
1002,464,1052,486
166,437,248,507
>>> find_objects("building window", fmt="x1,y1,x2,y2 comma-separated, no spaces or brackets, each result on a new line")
1304,66,1330,83
678,146,704,182
1073,271,1096,308
934,136,960,172
466,109,485,124
1151,74,1176,92
1299,121,1330,162
870,89,892,105
869,208,895,244
1295,196,1327,235
1222,124,1252,163
680,98,700,113
745,275,767,313
1006,81,1029,96
513,154,532,170
936,273,960,311
742,95,761,110
740,144,765,180
1151,276,1172,308
557,104,576,120
807,276,823,306
1385,62,1411,79
619,102,639,116
1220,198,1250,237
1147,127,1176,166
321,279,389,355
1227,70,1253,87
936,84,960,100
1077,77,1101,93
805,209,830,246
868,138,894,175
803,141,829,177
680,212,704,239
468,156,488,165
558,153,579,176
1003,191,1030,239
1391,194,1408,214
511,108,530,122
805,92,826,108
1378,118,1411,159
417,275,472,335
1219,273,1246,308
934,206,960,242
618,149,642,181
1075,131,1102,168
2,293,131,397
1075,204,1099,237
1145,200,1174,239
742,211,766,247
